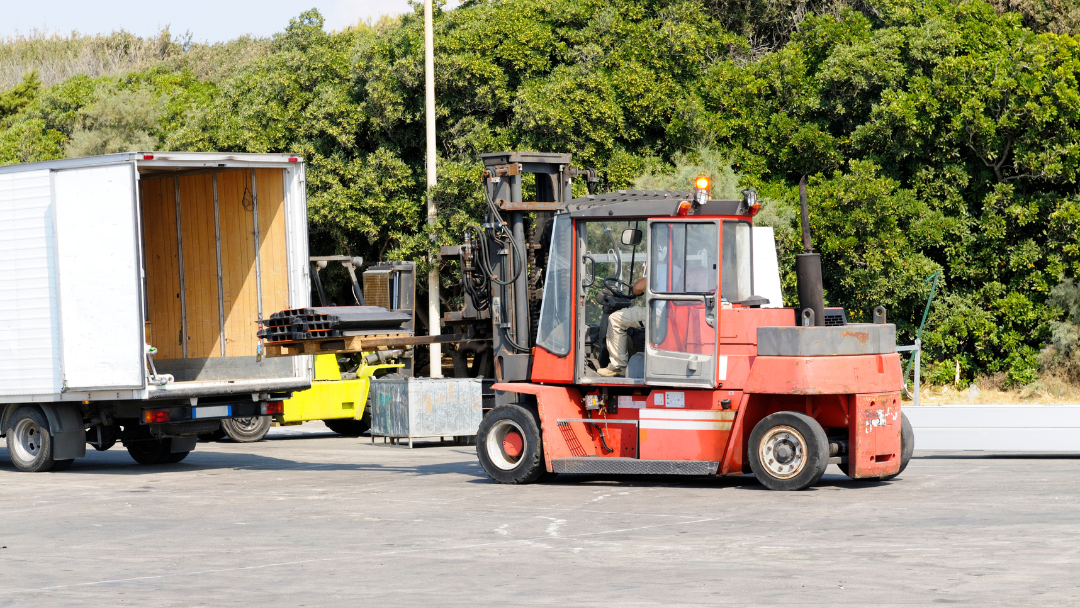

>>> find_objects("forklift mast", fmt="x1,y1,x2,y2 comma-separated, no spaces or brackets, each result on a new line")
441,152,597,389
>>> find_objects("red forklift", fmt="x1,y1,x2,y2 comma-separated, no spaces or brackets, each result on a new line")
442,152,912,491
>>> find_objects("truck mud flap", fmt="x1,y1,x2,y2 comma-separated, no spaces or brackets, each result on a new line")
552,457,718,475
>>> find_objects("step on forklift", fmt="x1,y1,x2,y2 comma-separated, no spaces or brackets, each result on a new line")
442,152,912,491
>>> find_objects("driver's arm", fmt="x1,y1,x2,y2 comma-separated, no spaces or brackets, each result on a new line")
632,276,646,296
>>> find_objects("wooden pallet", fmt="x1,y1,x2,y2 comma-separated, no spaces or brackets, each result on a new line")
263,333,467,357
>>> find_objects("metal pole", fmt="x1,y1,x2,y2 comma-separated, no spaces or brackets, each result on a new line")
424,0,442,378
914,339,921,407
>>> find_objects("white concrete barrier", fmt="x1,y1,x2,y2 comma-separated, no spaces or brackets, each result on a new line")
905,404,1080,452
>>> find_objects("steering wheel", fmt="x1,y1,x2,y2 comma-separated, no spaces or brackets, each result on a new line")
603,277,635,298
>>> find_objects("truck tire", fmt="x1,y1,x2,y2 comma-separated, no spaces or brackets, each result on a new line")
748,411,830,491
5,406,64,472
221,416,271,442
324,409,371,437
839,411,914,480
476,404,546,484
126,439,185,465
198,427,227,442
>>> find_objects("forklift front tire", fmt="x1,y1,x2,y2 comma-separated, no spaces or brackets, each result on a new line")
748,412,830,491
476,404,546,484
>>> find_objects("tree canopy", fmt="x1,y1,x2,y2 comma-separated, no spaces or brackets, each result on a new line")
1,0,1079,385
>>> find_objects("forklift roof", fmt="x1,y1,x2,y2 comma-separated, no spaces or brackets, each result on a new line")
566,190,745,219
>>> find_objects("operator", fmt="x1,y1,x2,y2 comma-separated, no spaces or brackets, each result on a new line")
596,275,648,377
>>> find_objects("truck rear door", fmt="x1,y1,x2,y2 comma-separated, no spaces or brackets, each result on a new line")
52,164,145,391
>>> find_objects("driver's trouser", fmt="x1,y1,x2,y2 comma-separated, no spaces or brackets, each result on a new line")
606,305,647,370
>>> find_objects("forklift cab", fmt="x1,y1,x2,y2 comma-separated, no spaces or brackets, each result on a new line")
532,192,759,389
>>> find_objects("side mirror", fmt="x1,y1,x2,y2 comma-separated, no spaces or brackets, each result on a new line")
621,228,642,246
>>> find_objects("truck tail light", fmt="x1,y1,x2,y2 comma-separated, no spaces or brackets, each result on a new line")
142,154,154,160
748,201,761,216
262,401,284,415
143,408,170,423
676,200,692,216
288,156,299,162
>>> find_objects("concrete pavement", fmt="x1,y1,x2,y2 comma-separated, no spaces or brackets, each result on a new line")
1,422,1078,606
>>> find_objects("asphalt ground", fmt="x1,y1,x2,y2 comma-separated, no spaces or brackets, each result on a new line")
1,423,1078,607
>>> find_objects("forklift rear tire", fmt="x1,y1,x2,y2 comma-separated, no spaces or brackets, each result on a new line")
476,404,546,484
748,412,829,491
843,411,914,480
221,416,272,442
882,412,915,480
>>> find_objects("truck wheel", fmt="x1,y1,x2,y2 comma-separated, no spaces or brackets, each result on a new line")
198,428,227,442
221,416,271,442
839,411,915,480
163,450,190,464
748,412,829,491
126,440,169,464
5,406,64,472
476,404,546,484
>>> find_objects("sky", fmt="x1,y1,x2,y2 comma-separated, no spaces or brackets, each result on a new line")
0,0,452,42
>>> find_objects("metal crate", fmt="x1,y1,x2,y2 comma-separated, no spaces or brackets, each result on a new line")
368,377,482,447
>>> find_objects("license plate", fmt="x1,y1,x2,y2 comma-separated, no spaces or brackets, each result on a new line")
193,405,232,419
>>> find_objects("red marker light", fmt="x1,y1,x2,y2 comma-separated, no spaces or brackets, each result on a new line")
142,154,154,160
142,408,170,423
261,401,284,415
676,201,693,216
288,157,299,162
749,202,761,216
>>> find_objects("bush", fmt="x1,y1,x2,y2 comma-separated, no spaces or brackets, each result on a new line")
1042,279,1080,381
65,85,161,157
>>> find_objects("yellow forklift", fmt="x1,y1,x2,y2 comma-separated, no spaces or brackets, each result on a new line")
202,258,413,442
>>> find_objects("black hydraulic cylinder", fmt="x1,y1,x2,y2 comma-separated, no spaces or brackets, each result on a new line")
796,176,825,326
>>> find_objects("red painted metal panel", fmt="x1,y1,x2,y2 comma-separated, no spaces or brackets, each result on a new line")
850,392,902,478
531,345,574,383
639,407,733,461
718,308,796,343
744,353,903,395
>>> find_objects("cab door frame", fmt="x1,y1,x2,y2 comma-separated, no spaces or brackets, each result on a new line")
643,218,721,389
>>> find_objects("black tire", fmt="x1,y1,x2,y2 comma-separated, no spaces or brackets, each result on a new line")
476,404,546,484
198,428,227,442
221,416,271,442
163,451,190,464
839,411,915,480
324,415,370,437
881,412,914,481
748,411,830,491
125,439,185,465
5,406,62,472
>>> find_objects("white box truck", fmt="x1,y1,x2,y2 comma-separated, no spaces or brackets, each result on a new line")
0,152,313,471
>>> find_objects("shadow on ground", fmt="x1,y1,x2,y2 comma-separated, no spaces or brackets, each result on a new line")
0,445,489,479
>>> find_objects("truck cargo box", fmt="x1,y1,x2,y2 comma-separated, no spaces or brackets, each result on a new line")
0,152,313,402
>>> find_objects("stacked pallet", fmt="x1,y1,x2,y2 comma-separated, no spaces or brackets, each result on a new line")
258,306,411,344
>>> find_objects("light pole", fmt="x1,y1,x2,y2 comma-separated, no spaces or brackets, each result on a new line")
424,0,442,378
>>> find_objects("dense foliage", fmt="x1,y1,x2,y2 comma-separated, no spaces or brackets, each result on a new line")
1,0,1079,385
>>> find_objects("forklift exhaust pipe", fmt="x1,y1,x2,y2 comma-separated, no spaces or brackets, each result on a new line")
796,176,825,326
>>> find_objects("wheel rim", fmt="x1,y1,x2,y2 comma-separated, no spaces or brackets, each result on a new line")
232,417,262,432
12,418,44,462
759,425,807,480
486,419,526,471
